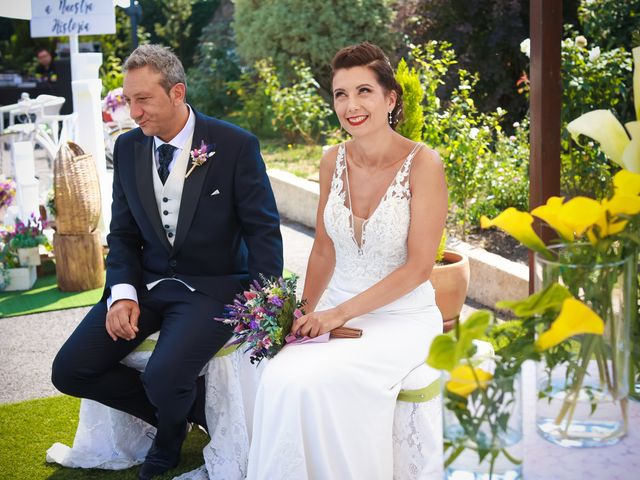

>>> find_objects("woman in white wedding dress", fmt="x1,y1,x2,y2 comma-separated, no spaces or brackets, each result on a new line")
247,42,448,479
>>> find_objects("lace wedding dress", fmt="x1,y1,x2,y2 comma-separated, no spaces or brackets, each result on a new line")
246,143,443,479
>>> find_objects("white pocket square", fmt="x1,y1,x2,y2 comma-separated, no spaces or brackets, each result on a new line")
210,189,221,196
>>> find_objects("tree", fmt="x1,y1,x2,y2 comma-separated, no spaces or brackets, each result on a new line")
139,0,218,71
234,0,397,93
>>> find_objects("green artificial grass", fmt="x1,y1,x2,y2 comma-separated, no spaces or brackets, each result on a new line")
0,269,295,319
0,395,209,480
0,274,103,318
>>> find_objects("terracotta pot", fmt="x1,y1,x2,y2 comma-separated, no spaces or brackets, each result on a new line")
431,250,470,332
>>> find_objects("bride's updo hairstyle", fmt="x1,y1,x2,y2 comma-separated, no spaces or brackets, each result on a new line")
331,42,404,130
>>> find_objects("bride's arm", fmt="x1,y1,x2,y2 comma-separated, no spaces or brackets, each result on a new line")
293,147,448,337
300,147,338,313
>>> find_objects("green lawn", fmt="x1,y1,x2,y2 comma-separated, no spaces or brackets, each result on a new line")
0,395,209,480
261,140,323,180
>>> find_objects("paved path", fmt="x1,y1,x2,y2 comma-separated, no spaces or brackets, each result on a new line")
0,220,311,404
0,219,482,405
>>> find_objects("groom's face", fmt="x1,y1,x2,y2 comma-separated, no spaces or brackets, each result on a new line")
123,65,186,141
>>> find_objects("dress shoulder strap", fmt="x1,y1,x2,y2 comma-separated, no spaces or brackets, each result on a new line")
396,142,424,188
329,143,348,195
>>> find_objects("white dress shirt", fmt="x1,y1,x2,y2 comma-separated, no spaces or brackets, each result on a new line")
107,106,196,309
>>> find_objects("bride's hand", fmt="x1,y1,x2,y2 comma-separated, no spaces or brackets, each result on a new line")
291,307,347,338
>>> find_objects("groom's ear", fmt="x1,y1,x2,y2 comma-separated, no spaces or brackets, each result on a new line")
170,82,187,105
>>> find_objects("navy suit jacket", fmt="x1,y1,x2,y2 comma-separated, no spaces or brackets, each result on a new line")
103,110,283,304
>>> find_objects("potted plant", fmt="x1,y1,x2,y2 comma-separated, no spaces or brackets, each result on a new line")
7,214,48,267
0,232,37,291
431,229,471,332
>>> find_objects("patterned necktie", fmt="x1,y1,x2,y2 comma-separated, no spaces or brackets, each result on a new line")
157,143,176,184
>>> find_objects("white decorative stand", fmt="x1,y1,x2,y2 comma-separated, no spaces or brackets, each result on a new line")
11,141,40,222
71,51,111,242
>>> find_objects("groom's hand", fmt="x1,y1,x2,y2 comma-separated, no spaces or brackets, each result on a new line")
106,300,140,341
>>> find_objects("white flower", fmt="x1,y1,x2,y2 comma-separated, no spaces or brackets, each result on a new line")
520,38,530,58
513,122,520,128
588,46,601,62
575,35,588,48
469,127,480,140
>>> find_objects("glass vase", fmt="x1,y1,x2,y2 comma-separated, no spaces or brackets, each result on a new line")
534,245,633,447
443,365,523,480
630,253,640,402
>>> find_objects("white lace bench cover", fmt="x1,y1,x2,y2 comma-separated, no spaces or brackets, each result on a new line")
46,339,492,479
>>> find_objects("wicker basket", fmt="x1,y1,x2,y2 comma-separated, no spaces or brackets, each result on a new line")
54,141,101,234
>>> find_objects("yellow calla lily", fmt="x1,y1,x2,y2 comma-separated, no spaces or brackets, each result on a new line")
531,196,574,241
446,365,493,398
566,110,632,170
566,47,640,173
535,297,605,351
590,194,640,238
613,169,640,196
605,194,640,217
556,197,603,237
481,208,550,256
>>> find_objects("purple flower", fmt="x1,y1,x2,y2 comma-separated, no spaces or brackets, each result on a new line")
268,295,284,307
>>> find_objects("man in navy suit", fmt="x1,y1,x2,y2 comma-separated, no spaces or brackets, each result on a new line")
52,44,283,479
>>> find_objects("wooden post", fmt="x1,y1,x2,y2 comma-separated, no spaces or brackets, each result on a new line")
54,232,105,292
529,0,563,292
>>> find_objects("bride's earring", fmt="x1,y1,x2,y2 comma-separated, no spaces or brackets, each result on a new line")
388,111,393,125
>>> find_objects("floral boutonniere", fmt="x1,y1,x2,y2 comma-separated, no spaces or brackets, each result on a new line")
186,141,216,178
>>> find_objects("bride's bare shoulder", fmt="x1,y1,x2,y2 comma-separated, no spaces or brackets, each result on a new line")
319,144,341,174
412,144,444,174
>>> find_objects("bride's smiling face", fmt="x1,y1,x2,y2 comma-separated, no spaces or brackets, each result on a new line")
332,66,396,137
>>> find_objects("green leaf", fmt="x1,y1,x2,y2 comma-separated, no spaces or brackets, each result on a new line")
496,283,572,317
460,310,492,337
426,334,457,371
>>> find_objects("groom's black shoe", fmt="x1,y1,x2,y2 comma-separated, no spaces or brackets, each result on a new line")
138,423,188,480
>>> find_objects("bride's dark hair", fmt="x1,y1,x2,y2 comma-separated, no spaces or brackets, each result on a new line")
331,42,404,130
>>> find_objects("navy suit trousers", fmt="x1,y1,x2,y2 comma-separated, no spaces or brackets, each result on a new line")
52,280,233,441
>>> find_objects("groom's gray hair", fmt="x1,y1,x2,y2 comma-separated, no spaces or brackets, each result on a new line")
123,44,187,95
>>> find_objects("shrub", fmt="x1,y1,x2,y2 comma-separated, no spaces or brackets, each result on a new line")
410,42,505,236
226,63,276,137
233,0,396,92
473,118,530,222
229,59,332,144
578,0,640,52
187,8,243,116
560,31,633,197
100,55,124,96
395,58,424,141
406,0,530,126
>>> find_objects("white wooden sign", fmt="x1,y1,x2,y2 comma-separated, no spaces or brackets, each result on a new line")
30,0,116,38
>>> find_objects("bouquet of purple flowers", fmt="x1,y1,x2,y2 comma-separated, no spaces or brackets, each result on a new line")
218,274,305,364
